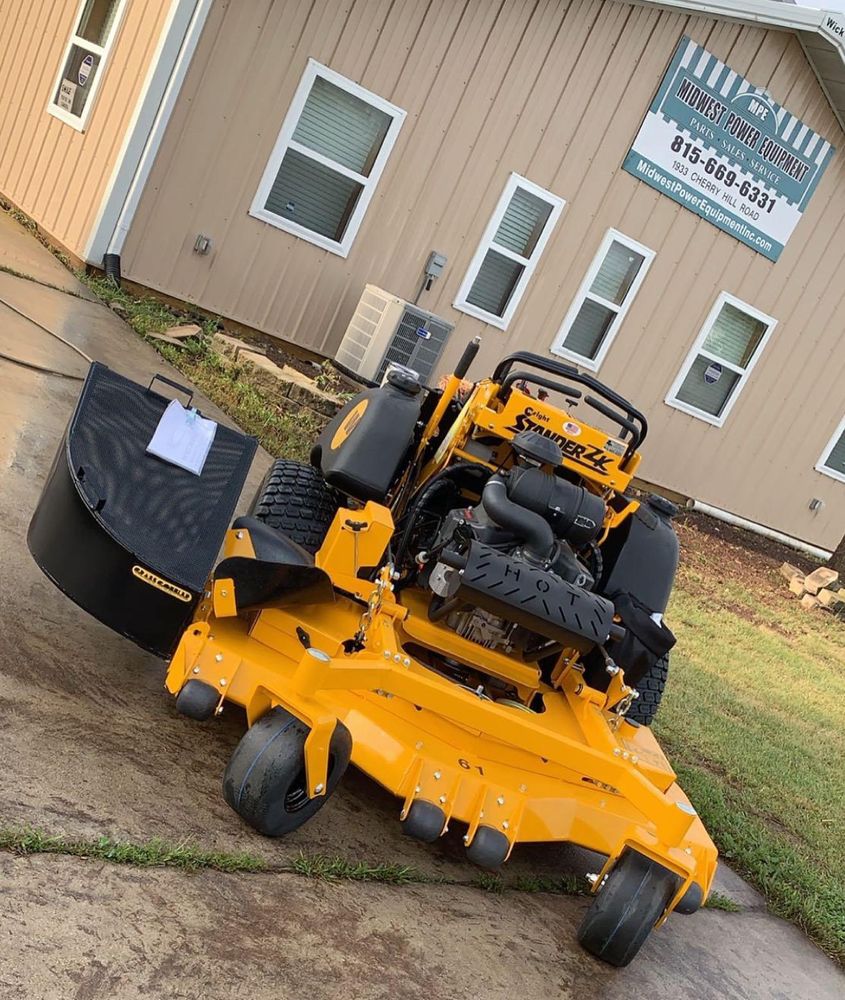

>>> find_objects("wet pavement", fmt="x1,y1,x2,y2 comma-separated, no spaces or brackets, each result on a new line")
0,211,842,998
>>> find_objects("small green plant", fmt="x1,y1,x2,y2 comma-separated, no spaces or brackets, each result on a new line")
0,827,266,873
704,891,742,913
512,873,585,895
313,359,343,394
474,872,505,894
290,852,424,885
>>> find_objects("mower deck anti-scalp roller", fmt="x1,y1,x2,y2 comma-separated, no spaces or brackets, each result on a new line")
30,342,718,968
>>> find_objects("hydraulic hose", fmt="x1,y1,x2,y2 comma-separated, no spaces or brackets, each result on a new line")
481,474,554,563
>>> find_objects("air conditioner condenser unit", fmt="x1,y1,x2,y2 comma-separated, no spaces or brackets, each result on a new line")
335,285,454,384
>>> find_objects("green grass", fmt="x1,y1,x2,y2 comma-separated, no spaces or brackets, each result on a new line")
290,852,425,885
0,827,266,873
512,873,585,895
156,346,325,462
658,530,845,961
704,891,742,913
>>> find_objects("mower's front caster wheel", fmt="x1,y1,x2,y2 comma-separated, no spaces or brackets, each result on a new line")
175,679,219,721
675,882,704,915
402,800,445,843
577,851,679,967
466,826,510,869
223,707,351,837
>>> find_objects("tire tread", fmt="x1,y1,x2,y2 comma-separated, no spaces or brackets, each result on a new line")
250,459,338,553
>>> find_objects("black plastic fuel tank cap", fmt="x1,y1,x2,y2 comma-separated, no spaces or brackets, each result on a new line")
646,494,679,519
386,369,422,395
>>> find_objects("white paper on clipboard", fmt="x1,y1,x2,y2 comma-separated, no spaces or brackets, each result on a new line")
146,399,217,475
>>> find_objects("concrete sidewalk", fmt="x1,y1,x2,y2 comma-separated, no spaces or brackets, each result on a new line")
0,212,842,999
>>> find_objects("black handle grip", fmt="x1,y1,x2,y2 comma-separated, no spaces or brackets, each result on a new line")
493,351,579,384
454,336,481,379
585,395,638,442
147,373,194,407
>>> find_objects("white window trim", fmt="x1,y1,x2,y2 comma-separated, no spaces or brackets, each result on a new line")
453,173,565,331
249,59,406,258
665,291,777,428
815,414,845,484
550,229,655,372
46,0,128,132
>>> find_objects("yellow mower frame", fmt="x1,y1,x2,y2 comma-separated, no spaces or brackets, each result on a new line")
165,348,718,924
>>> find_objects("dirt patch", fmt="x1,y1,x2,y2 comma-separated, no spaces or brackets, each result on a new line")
677,511,822,577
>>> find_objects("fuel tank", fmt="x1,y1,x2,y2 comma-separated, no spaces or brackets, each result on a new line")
312,371,423,501
598,495,680,613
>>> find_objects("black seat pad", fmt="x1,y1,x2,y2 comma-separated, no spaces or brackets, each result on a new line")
216,516,333,610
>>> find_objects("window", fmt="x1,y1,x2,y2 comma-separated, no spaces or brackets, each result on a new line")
665,293,777,427
551,230,655,370
816,417,845,484
454,174,564,330
250,61,406,257
48,0,126,130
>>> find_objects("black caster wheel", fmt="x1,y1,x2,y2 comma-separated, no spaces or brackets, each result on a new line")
577,851,679,967
675,882,704,915
223,706,351,837
175,679,220,721
465,825,510,869
402,800,445,843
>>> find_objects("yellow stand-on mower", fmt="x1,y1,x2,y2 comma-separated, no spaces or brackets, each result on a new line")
29,345,717,966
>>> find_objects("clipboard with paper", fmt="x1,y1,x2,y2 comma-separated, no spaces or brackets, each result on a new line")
147,398,218,476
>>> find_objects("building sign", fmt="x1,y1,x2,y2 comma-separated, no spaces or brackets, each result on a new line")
57,80,76,113
623,36,835,262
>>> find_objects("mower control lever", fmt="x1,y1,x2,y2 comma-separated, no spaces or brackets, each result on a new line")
502,370,582,401
454,335,481,379
492,351,648,450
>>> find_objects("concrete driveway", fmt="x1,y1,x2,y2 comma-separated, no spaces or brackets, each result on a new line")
0,212,842,999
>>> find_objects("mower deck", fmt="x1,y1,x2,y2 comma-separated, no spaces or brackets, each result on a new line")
166,581,717,912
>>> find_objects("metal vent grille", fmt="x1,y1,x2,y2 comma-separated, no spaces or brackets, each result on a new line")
376,307,453,383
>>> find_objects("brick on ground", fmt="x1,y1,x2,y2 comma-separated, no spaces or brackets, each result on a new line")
163,323,202,340
779,562,804,581
211,332,264,360
802,567,839,595
278,364,343,416
788,577,806,596
800,593,820,610
147,333,189,347
817,588,844,609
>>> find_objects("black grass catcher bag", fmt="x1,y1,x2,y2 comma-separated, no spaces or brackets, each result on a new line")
607,591,676,688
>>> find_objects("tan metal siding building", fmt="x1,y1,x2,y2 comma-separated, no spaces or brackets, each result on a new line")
0,0,172,255
1,0,844,549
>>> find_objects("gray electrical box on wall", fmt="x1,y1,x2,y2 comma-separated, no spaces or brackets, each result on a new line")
424,251,447,280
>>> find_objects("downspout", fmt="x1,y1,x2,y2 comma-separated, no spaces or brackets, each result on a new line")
685,499,832,561
85,0,215,277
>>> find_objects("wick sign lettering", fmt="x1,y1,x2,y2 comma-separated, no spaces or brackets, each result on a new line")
623,36,835,261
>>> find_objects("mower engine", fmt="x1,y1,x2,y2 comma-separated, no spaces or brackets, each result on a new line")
422,431,617,661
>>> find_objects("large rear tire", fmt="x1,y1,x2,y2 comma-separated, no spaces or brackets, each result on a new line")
577,851,678,967
250,459,339,553
627,654,668,727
